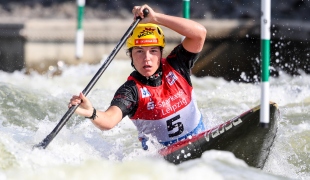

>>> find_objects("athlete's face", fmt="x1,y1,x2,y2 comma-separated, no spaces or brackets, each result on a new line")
132,46,161,77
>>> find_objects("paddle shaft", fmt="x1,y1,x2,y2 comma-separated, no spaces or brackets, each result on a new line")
34,11,148,149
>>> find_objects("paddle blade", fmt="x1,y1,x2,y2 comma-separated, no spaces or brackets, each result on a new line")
33,133,54,149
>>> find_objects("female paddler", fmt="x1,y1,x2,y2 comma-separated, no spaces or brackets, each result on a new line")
68,4,207,150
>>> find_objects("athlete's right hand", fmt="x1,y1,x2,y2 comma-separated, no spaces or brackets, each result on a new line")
68,92,93,117
132,4,156,24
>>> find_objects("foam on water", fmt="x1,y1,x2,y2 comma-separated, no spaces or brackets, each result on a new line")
0,59,309,179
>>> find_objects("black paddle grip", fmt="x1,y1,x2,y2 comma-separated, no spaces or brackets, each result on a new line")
136,8,149,20
143,8,149,17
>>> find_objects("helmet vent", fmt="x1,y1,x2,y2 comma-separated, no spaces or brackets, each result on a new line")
157,27,162,35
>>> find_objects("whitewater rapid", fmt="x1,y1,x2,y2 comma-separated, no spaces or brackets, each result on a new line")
0,59,309,179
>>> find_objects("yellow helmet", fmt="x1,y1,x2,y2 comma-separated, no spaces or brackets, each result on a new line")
126,23,165,49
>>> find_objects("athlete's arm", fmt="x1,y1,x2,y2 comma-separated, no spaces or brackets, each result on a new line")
69,92,123,130
132,4,207,53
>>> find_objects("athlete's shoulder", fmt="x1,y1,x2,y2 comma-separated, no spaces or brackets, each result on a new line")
117,79,137,94
111,79,139,118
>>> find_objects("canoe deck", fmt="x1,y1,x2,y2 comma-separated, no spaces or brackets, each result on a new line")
159,102,279,168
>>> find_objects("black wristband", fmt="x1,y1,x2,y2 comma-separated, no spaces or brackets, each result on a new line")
85,108,97,120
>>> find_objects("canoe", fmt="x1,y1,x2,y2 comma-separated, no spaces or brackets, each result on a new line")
159,102,279,168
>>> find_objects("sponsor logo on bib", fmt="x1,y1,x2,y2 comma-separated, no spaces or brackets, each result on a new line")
141,87,151,98
166,71,178,85
147,101,155,110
